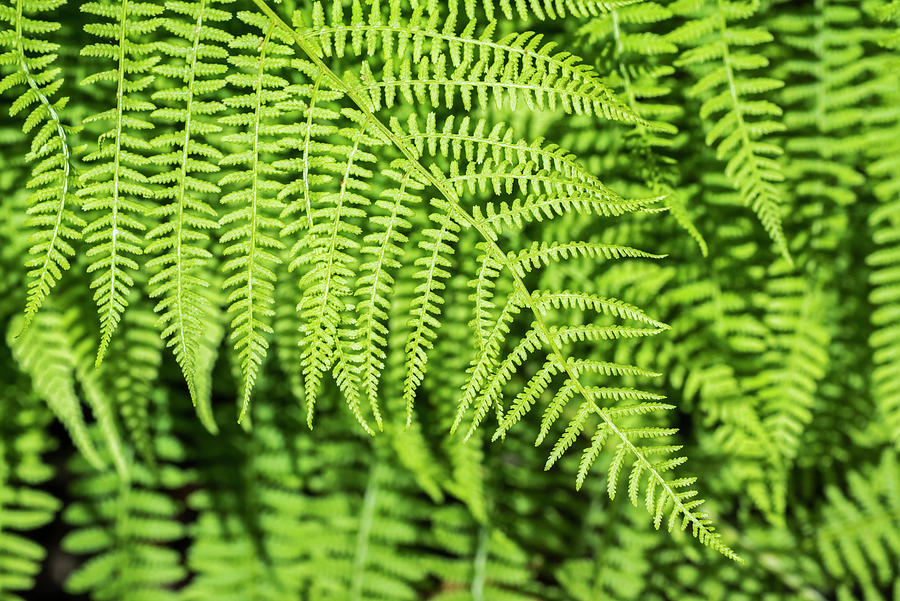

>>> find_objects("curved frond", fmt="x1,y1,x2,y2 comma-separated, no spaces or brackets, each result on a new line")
0,0,82,326
7,311,104,469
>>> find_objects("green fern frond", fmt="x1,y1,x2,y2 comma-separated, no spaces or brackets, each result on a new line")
191,292,225,433
399,113,619,189
104,301,163,465
0,393,61,601
79,0,163,364
295,0,652,125
750,272,830,464
669,0,789,260
773,0,873,209
7,311,104,469
62,422,187,601
0,0,82,326
303,459,432,601
218,11,291,421
450,0,646,22
472,193,660,233
58,299,130,479
428,508,543,601
146,0,233,402
817,451,900,599
868,161,900,448
355,160,423,423
402,208,460,426
554,493,659,601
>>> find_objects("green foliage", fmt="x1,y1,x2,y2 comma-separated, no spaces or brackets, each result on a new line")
669,0,789,259
0,392,59,601
0,0,898,598
817,451,900,600
0,0,81,326
78,0,163,363
147,0,232,403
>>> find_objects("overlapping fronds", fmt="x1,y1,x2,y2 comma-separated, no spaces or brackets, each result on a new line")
293,0,651,124
817,451,900,599
7,310,104,468
62,416,187,601
428,507,543,601
579,0,708,255
181,402,313,601
6,1,900,595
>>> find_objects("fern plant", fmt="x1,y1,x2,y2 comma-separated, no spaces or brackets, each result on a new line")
1,0,899,598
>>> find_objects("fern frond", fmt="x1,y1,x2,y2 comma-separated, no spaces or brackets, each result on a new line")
296,0,652,126
868,162,900,448
0,0,82,326
773,0,873,209
472,193,659,233
79,0,163,364
146,0,232,402
450,0,646,22
399,113,617,189
104,302,163,465
7,311,104,469
817,451,900,598
427,508,543,601
748,272,830,465
402,208,461,425
355,160,424,421
669,0,789,260
303,459,432,601
218,11,291,421
0,393,61,601
63,421,186,601
59,299,130,479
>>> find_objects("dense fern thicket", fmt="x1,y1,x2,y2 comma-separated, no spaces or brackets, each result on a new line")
0,0,899,598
